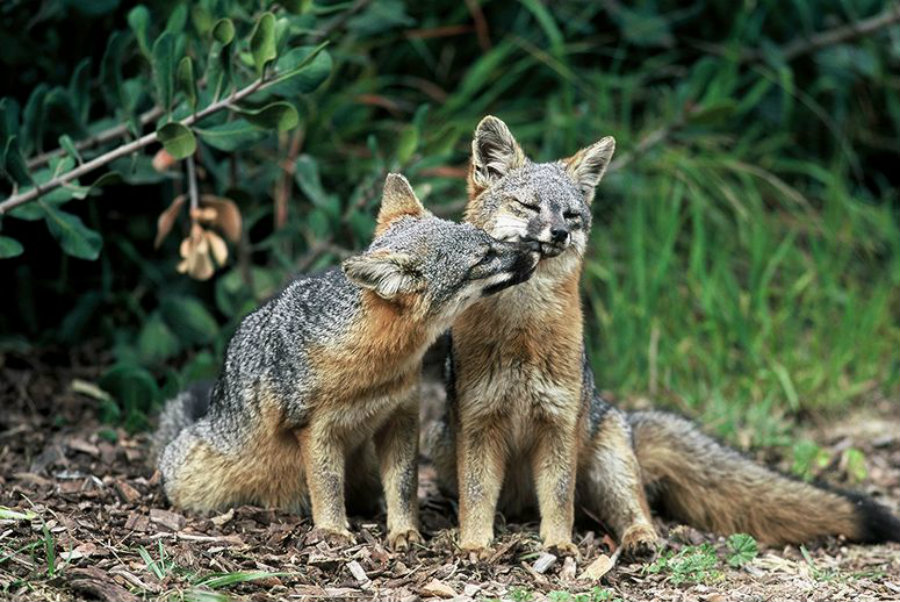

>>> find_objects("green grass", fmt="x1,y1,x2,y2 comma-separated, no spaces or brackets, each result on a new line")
585,147,899,446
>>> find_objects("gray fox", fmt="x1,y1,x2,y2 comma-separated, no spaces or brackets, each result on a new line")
153,173,539,549
428,116,900,557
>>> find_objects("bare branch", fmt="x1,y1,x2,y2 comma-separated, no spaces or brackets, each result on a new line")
26,106,166,170
0,79,265,215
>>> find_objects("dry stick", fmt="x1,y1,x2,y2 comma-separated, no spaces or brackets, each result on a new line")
25,106,166,170
690,5,900,64
775,5,900,62
0,78,264,216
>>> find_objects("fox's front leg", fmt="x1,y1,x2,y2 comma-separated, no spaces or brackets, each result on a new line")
373,397,422,551
297,425,351,539
533,418,579,555
457,421,507,554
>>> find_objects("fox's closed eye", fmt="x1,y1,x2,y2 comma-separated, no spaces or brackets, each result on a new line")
515,199,541,212
564,211,580,220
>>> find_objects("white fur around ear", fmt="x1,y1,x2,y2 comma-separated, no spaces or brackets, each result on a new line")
564,136,616,203
470,116,525,191
342,252,423,299
376,173,426,235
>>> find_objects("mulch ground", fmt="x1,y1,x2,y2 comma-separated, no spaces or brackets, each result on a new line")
1,348,898,601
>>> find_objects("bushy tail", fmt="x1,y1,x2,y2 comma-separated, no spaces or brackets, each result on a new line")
149,381,213,465
628,410,900,544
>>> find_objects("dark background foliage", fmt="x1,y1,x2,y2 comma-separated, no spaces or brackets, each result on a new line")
1,0,898,443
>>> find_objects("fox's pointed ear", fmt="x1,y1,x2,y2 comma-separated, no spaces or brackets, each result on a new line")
376,173,426,235
469,116,525,196
342,251,423,299
564,136,615,204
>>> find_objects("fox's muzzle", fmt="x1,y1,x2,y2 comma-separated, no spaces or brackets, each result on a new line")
481,241,540,296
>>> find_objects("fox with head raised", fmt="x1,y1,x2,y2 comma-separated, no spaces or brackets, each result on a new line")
153,173,539,549
429,116,900,558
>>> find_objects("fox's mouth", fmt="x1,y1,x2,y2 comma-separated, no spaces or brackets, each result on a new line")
537,242,566,258
481,249,540,296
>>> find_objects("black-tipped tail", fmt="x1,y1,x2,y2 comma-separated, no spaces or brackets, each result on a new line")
849,491,900,543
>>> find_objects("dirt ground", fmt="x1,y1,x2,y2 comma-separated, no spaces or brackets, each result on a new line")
1,348,899,602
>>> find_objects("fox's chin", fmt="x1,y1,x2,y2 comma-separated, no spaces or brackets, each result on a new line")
539,243,566,258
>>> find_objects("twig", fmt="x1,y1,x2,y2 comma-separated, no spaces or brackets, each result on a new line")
186,155,199,214
25,106,165,170
692,5,900,64
0,78,266,215
311,0,371,42
776,5,900,62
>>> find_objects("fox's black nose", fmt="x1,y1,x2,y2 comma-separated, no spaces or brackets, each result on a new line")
550,227,569,244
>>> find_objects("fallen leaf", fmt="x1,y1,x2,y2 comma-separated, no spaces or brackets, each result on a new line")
580,553,615,580
421,578,457,598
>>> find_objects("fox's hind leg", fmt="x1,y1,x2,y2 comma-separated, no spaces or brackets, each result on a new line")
578,407,658,558
159,415,308,513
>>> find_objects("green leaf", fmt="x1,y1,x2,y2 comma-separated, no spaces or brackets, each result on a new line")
0,97,20,141
215,267,280,317
726,534,758,567
249,12,277,77
2,136,31,186
843,448,868,483
127,5,151,57
687,100,738,125
21,84,48,156
395,125,418,164
191,4,214,36
42,203,103,260
138,312,182,365
58,134,82,164
165,3,188,34
152,31,176,114
235,101,299,131
99,363,160,415
44,87,86,137
207,20,236,101
211,18,235,45
254,44,331,100
68,58,92,123
100,30,128,113
195,119,266,152
294,155,338,212
160,296,218,345
177,56,198,110
157,122,196,159
0,235,24,258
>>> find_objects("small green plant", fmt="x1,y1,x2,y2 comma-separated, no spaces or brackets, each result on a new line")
545,589,620,602
138,541,175,581
508,586,534,602
41,524,56,578
726,533,758,567
791,440,831,481
800,545,838,582
645,544,722,584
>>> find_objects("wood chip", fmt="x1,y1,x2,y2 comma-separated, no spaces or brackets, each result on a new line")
579,551,617,580
532,551,557,574
421,577,458,598
113,480,141,504
210,508,235,527
149,508,185,531
347,559,368,583
68,438,100,457
560,555,577,580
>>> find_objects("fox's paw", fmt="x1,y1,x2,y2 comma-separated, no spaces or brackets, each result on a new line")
312,525,356,547
543,539,580,559
460,536,494,562
620,524,658,561
387,528,422,551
